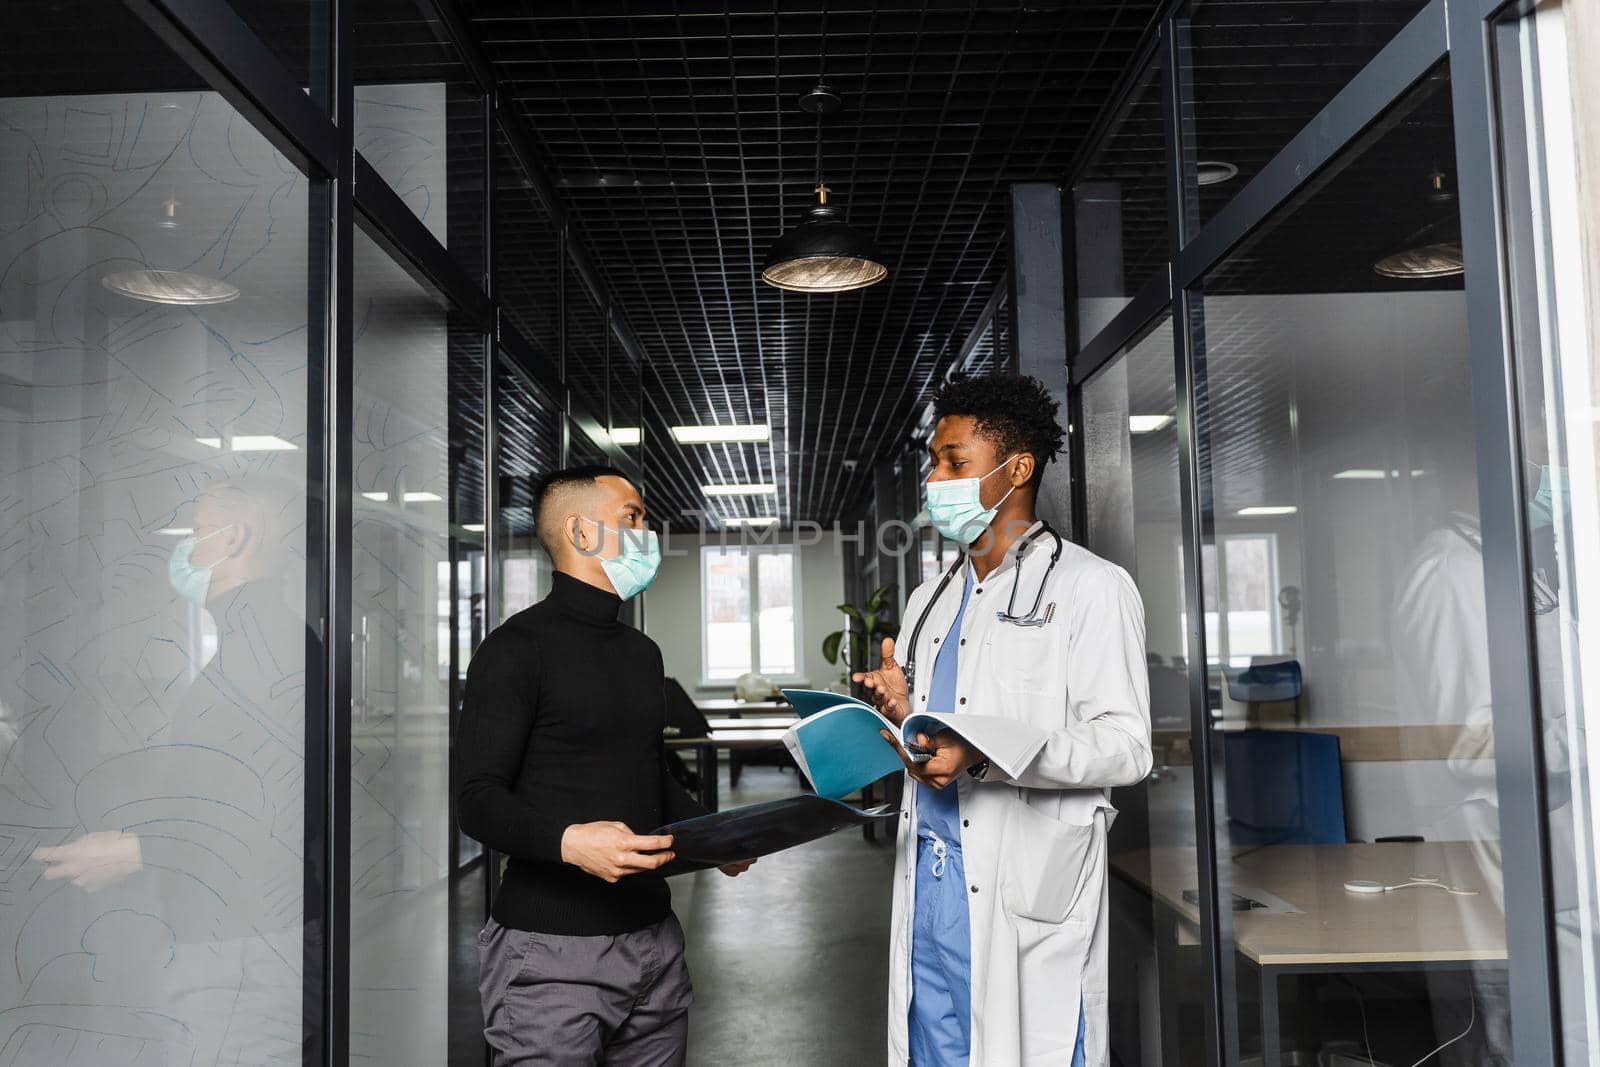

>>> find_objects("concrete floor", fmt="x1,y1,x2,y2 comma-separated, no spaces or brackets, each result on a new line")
673,765,896,1066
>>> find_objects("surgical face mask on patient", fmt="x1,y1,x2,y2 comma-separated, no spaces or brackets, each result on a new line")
168,525,233,605
582,517,661,599
925,455,1018,545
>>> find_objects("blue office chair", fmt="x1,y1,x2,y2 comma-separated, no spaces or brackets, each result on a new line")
1223,729,1347,846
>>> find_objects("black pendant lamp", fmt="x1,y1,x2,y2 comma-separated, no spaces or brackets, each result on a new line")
1373,168,1464,280
761,85,888,294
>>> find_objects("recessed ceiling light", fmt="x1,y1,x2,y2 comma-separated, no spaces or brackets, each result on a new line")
1196,161,1239,186
156,527,194,536
703,483,778,497
402,491,442,502
672,424,771,444
1129,414,1174,434
102,269,240,306
610,427,643,446
230,435,297,452
1237,506,1298,517
361,491,389,502
724,516,779,528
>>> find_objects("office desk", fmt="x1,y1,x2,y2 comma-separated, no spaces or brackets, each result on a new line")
685,715,796,730
666,729,790,812
1113,842,1506,1061
696,698,787,716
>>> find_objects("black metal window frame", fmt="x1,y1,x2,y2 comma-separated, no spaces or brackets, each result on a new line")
111,1,665,1062
1064,0,1566,1062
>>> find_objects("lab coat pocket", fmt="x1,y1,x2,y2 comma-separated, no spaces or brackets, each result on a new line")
998,800,1097,924
986,627,1053,697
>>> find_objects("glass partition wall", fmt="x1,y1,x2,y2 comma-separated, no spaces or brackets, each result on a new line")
1073,0,1587,1063
0,1,641,1063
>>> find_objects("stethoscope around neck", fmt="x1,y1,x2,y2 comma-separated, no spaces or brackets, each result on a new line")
901,521,1064,696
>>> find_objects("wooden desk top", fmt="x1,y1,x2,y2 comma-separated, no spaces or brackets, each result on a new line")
1112,842,1506,967
665,729,790,750
696,698,787,714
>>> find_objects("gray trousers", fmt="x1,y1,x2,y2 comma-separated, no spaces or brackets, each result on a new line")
478,913,693,1066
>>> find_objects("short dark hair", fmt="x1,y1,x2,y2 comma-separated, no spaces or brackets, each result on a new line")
532,464,630,557
931,373,1065,487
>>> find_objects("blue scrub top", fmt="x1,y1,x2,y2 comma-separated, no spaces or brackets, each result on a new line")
909,563,974,1065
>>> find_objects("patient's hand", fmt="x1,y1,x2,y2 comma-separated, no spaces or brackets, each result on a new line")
853,637,910,724
34,831,144,892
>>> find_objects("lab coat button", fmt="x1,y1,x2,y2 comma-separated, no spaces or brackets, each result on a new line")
970,885,979,894
962,819,970,828
959,697,966,705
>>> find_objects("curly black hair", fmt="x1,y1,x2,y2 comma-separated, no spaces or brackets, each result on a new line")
931,373,1065,487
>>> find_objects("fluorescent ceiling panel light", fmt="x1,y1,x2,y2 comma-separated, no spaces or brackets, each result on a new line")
195,437,223,448
402,491,442,502
1129,414,1174,434
229,435,297,452
461,523,486,533
724,516,779,528
703,483,778,496
610,427,642,445
156,527,194,536
671,424,770,444
1237,506,1298,517
361,491,389,502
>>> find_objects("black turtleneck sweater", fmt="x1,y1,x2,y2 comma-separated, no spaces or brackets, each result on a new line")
457,571,705,935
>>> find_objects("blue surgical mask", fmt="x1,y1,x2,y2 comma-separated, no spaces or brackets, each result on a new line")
1530,465,1568,530
168,525,232,605
584,518,661,600
925,455,1018,545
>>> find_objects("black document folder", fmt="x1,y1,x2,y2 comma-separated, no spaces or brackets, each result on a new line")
652,794,899,876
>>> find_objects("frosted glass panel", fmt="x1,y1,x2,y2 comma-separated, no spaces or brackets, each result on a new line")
0,88,311,1059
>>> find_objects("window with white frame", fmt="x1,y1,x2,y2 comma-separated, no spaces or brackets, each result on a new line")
701,544,802,682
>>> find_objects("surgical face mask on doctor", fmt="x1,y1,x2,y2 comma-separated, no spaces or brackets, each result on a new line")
168,525,233,605
925,455,1019,545
577,517,662,599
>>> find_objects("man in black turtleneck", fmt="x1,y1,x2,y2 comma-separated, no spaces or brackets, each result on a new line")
458,465,751,1066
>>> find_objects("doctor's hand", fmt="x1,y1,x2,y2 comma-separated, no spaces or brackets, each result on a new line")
561,822,675,883
853,637,910,724
880,729,985,790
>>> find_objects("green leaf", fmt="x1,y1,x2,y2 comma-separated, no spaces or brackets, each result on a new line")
865,582,898,613
837,604,865,625
821,630,843,665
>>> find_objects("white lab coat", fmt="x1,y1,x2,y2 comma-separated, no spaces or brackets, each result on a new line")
886,525,1153,1066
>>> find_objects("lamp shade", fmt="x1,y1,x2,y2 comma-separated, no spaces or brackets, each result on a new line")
761,187,887,293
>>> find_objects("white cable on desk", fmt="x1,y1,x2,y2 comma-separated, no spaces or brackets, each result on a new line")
1342,877,1479,896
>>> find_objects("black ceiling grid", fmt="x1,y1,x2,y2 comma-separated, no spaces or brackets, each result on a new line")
460,0,1165,530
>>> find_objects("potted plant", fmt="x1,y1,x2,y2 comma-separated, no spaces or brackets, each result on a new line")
821,582,898,694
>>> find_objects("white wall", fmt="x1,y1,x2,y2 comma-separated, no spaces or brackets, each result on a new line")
645,533,847,698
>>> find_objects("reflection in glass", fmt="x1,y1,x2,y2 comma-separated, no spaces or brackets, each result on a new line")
1495,5,1600,1061
0,76,311,1062
354,2,485,274
494,360,560,619
1194,68,1510,1064
1176,0,1432,232
1072,58,1167,345
496,125,561,360
1083,317,1207,1065
349,229,484,1062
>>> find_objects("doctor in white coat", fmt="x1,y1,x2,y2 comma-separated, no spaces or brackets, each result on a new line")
855,374,1152,1067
